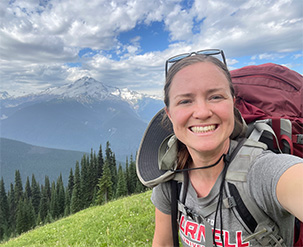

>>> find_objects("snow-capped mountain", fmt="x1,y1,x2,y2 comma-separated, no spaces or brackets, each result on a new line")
42,76,161,105
42,77,116,101
0,77,164,160
0,91,10,100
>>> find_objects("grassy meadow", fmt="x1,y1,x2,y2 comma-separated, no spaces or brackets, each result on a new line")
0,190,155,247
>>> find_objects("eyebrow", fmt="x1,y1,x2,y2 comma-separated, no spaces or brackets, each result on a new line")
173,88,226,100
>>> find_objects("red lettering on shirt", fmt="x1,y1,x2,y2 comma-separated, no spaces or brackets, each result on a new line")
236,231,249,247
214,229,223,246
185,221,199,239
224,231,236,247
196,224,206,242
179,217,250,247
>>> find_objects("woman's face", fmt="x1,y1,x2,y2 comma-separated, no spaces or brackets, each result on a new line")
166,62,235,156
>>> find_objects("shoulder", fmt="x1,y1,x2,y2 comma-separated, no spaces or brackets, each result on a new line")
250,151,303,178
151,181,172,215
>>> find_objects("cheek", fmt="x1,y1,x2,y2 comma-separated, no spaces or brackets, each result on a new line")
169,108,190,127
216,102,235,124
223,105,235,130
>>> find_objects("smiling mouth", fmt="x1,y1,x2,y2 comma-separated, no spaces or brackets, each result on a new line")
190,125,216,133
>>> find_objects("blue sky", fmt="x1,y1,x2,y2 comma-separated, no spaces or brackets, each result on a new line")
0,0,302,97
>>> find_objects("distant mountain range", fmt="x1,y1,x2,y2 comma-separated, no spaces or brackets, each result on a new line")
0,77,163,186
0,77,164,159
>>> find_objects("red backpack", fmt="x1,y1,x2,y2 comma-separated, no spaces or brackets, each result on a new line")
231,63,303,246
231,63,303,158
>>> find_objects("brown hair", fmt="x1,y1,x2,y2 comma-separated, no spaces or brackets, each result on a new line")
162,54,244,169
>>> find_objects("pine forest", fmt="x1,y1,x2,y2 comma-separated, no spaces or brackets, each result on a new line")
0,141,147,242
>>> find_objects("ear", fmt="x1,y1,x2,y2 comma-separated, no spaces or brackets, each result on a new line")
233,96,236,104
165,107,172,121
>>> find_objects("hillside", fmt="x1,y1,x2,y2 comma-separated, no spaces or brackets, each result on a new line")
0,190,154,247
0,138,86,186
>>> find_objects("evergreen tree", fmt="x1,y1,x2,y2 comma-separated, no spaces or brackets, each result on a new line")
70,161,82,213
50,181,59,219
128,154,137,194
135,179,146,193
31,174,41,215
16,199,25,235
116,164,127,198
36,213,42,227
16,199,35,235
44,176,51,201
56,174,65,217
0,207,6,241
0,178,9,240
39,186,49,223
8,183,16,234
24,177,31,200
105,141,112,162
125,157,130,194
67,168,74,198
24,198,36,231
44,211,53,224
105,142,117,196
89,149,98,202
111,153,117,195
97,144,104,179
96,160,112,204
14,170,23,204
80,155,90,208
64,189,71,217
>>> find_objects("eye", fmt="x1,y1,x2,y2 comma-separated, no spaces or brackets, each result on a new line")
178,99,192,105
209,95,224,101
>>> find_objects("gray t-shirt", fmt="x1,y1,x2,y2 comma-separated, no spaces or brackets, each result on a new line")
151,151,302,247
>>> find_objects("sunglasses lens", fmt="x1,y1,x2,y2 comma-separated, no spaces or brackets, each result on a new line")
168,54,190,63
197,50,225,65
197,50,220,56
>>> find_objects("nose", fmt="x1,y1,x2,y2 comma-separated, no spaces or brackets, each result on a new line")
192,101,212,119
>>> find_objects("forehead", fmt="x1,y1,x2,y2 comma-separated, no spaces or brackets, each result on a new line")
171,62,230,90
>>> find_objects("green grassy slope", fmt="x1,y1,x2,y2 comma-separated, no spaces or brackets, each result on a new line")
1,190,155,247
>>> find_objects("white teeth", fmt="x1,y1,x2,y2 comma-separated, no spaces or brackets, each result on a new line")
191,125,216,133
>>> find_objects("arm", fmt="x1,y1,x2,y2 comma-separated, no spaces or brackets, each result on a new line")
152,208,174,247
276,162,303,221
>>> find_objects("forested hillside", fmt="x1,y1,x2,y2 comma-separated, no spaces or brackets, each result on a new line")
0,141,147,242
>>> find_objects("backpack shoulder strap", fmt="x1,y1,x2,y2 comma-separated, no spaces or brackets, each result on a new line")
225,139,287,246
171,180,180,247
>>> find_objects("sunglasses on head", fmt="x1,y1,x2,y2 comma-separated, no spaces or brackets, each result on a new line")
165,49,227,77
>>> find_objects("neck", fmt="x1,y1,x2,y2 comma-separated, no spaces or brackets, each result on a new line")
188,139,230,179
187,139,231,198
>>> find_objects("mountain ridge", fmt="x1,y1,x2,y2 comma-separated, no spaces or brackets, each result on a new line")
0,77,164,162
0,137,86,187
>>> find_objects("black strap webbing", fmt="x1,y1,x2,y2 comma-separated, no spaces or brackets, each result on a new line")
228,182,257,232
171,180,179,247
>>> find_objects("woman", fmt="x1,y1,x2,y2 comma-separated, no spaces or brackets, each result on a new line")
136,50,303,247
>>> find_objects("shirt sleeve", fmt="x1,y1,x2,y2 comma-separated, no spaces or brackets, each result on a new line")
151,181,172,215
248,151,303,215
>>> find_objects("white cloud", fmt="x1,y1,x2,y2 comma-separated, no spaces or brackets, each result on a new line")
0,0,302,96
